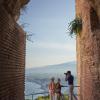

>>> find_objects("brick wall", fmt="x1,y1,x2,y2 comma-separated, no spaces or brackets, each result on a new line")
76,0,100,100
0,5,25,100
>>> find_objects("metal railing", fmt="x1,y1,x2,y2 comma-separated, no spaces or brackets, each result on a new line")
25,86,80,100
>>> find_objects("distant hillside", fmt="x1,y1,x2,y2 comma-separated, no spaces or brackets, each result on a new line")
26,61,76,77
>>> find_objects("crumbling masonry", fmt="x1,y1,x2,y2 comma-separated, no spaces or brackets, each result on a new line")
0,0,29,100
76,0,100,100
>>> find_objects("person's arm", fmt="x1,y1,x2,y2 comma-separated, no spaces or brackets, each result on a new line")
48,84,50,90
48,83,51,91
61,85,64,87
65,75,68,81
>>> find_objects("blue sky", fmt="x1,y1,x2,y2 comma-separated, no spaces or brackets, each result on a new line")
19,0,76,68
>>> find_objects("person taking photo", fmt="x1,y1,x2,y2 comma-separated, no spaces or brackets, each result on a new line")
64,71,74,100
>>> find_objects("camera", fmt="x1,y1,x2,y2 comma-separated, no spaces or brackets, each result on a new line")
64,73,67,75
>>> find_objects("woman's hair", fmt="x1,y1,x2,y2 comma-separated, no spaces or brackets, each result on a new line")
51,77,55,81
58,78,61,81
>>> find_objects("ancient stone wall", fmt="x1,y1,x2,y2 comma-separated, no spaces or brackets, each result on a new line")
76,0,100,100
0,4,25,100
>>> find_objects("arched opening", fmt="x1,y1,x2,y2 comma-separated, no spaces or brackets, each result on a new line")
1,0,100,100
20,0,77,99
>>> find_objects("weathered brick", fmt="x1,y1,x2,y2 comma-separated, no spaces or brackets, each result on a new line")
0,5,25,100
76,0,100,100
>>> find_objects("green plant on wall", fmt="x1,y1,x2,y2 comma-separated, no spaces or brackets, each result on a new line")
68,17,82,37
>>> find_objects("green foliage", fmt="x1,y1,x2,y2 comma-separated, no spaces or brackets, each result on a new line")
20,23,34,42
35,95,49,100
35,94,69,100
21,0,30,9
25,99,31,100
68,17,82,37
26,33,34,42
25,95,69,100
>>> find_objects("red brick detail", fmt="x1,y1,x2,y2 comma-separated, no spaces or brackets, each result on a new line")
0,5,25,100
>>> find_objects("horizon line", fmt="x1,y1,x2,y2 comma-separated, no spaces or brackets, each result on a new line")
26,60,76,69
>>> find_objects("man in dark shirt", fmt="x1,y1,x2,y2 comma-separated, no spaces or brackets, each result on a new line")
64,71,74,100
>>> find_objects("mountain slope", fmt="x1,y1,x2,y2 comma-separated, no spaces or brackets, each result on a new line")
26,61,76,77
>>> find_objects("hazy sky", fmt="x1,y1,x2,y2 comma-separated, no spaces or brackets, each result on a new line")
19,0,76,68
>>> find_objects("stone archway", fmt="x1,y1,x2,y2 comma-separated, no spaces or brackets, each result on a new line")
0,0,100,100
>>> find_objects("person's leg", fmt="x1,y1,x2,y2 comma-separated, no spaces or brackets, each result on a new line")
56,94,60,100
69,85,74,100
58,94,61,100
53,94,55,100
61,94,64,100
49,94,53,100
55,94,60,100
55,94,57,100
